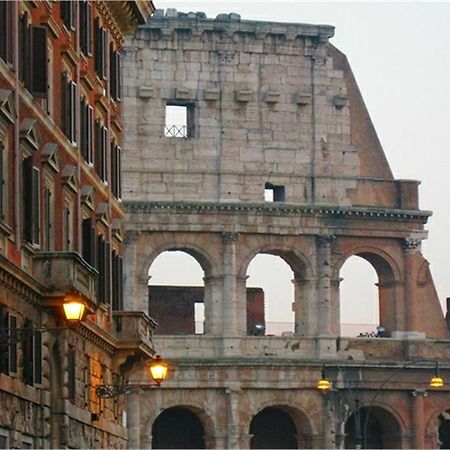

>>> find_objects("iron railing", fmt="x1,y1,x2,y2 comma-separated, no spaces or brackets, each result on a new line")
164,125,188,138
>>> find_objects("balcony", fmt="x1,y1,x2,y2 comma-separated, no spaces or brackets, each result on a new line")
33,251,97,305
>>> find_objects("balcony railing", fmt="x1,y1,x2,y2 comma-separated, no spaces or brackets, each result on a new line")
164,124,187,138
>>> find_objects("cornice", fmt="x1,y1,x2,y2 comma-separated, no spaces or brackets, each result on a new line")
124,201,432,222
96,1,154,47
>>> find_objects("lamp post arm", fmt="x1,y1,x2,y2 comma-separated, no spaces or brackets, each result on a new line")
95,382,160,399
0,326,76,347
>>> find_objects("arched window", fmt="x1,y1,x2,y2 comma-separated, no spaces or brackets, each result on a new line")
246,254,295,336
149,251,205,334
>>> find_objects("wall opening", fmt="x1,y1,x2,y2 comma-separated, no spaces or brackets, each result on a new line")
246,254,294,336
340,256,380,337
439,410,450,448
264,183,285,202
250,407,297,449
164,103,194,138
152,407,205,449
148,250,205,335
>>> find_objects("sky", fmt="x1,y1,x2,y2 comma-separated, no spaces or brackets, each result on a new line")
149,1,450,332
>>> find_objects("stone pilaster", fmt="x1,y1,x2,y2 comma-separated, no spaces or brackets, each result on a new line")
402,237,421,332
410,389,427,449
316,235,334,337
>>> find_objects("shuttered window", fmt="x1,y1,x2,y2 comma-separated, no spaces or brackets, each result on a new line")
94,18,107,79
0,2,14,64
33,330,42,385
112,251,123,311
109,45,121,101
80,97,93,163
111,141,121,199
94,121,107,182
95,236,111,305
80,0,92,56
60,1,75,31
19,13,31,86
44,186,53,251
61,73,76,143
63,204,72,251
82,218,96,267
31,26,47,98
67,346,76,401
0,140,6,222
22,320,33,385
22,158,40,245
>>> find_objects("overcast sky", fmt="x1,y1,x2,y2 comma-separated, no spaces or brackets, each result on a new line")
149,1,450,330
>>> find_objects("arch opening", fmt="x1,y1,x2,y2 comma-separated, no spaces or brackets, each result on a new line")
438,410,450,449
344,406,402,449
246,253,297,336
152,407,205,449
148,250,207,335
339,252,396,337
249,407,297,449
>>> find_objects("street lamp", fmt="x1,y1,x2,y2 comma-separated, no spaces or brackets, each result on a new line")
95,355,169,398
317,361,445,448
0,291,87,347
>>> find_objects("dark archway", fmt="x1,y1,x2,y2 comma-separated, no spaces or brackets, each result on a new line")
152,407,205,449
250,407,297,449
439,410,450,448
344,406,401,449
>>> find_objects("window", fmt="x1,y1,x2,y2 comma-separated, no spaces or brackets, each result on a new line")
22,319,33,385
112,251,123,311
60,1,75,31
18,13,48,98
61,72,76,143
81,218,96,267
94,18,107,79
0,136,7,222
264,183,285,202
111,140,121,199
164,104,195,138
0,309,17,376
67,345,76,401
94,120,107,182
96,235,110,304
0,428,9,448
80,97,93,163
109,44,121,101
0,2,14,65
21,435,34,450
63,202,73,251
22,157,40,245
43,184,54,251
80,0,92,56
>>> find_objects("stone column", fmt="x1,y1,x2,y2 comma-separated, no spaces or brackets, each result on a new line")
203,275,222,335
316,236,333,337
221,233,239,336
226,388,240,449
127,391,141,449
124,230,148,312
402,237,421,332
410,389,427,449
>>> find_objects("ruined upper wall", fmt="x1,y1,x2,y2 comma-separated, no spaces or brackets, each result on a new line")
122,11,415,208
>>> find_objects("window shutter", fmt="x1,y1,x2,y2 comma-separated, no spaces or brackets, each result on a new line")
80,1,86,54
112,251,117,310
0,141,5,221
19,13,31,86
31,167,40,245
105,241,111,305
87,106,93,164
80,97,87,160
44,187,51,251
22,157,33,242
0,308,8,373
94,120,101,176
9,315,17,374
33,331,42,385
111,141,116,196
102,28,108,79
22,320,34,385
0,3,6,61
82,218,94,265
94,18,102,77
117,145,122,198
102,126,107,182
60,1,74,30
109,44,116,99
70,81,76,143
87,2,92,55
117,52,121,100
118,256,123,310
31,26,47,98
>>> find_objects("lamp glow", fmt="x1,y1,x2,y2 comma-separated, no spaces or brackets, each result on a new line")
63,293,86,323
148,355,169,385
430,376,444,388
317,378,331,391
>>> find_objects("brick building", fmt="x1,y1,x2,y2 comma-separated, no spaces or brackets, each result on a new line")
121,10,450,449
0,1,155,448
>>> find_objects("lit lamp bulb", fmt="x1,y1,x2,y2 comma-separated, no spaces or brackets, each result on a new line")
148,355,169,386
317,367,331,391
430,363,444,388
63,293,86,324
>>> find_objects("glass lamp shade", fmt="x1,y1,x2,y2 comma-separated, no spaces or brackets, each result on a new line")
148,355,169,385
63,293,86,323
430,376,444,388
317,379,331,391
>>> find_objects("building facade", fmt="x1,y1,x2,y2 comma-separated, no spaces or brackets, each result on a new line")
0,1,155,448
121,10,450,449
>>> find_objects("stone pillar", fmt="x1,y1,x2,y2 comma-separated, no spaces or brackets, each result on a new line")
203,275,222,335
236,275,249,334
316,236,333,337
221,233,239,336
127,391,141,449
226,388,240,449
410,389,427,449
402,237,421,332
330,277,342,336
124,230,148,312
